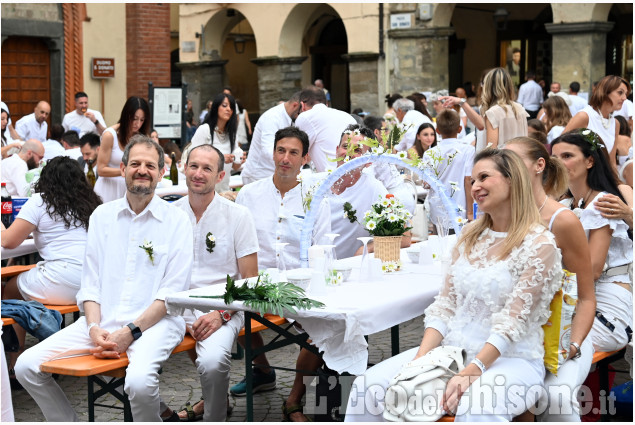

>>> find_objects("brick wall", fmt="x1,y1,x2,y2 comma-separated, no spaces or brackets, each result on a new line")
126,4,171,99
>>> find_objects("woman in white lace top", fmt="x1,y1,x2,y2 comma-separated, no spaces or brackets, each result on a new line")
552,130,633,353
506,137,596,421
345,149,562,422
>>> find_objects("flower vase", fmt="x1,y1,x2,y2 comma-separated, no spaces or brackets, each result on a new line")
373,235,402,263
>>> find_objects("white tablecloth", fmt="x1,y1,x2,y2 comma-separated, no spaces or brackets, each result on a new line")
1,239,37,259
165,249,444,375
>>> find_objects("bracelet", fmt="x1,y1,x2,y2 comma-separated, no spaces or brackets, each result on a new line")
87,322,99,333
569,342,582,360
470,358,486,374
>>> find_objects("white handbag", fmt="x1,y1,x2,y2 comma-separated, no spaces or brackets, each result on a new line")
383,345,466,422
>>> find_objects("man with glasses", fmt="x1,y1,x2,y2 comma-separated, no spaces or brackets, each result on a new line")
241,92,302,185
1,139,44,196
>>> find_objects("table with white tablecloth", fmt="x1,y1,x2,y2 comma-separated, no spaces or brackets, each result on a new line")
1,239,37,260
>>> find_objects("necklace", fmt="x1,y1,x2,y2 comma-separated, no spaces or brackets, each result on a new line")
538,195,548,212
573,187,594,210
596,109,612,129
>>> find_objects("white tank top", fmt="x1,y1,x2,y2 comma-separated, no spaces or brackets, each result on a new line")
582,105,616,153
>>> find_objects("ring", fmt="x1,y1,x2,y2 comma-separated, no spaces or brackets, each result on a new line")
611,209,615,213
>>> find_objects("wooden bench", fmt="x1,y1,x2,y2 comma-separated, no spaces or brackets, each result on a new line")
436,349,627,422
38,314,287,421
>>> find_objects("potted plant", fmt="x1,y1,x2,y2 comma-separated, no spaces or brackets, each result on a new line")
344,194,412,265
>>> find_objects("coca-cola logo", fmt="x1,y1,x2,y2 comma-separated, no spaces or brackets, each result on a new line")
1,201,12,214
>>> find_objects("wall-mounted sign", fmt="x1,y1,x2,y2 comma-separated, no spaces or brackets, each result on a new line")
390,13,414,30
92,58,115,79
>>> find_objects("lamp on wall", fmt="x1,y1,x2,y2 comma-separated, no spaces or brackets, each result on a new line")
234,35,246,54
493,7,509,31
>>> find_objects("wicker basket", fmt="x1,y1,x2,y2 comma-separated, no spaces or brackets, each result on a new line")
373,236,402,263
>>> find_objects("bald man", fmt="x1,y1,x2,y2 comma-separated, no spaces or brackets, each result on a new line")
1,139,45,196
15,101,50,142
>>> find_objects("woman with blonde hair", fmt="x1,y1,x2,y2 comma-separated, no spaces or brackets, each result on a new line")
542,96,572,143
479,68,529,150
505,137,596,421
345,148,562,422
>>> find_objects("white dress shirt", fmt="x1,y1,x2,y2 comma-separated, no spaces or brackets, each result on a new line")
394,110,432,152
174,194,259,288
517,80,544,112
328,173,387,259
76,195,193,331
295,103,357,172
62,147,82,161
62,109,106,137
1,154,28,196
15,113,47,142
236,176,331,270
42,139,66,161
568,94,588,116
241,103,292,184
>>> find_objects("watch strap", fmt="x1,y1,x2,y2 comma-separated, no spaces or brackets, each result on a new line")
126,322,142,340
569,342,582,359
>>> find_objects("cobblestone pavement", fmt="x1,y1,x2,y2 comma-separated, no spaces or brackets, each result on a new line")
10,314,633,422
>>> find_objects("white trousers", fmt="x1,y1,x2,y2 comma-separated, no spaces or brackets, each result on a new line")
17,260,82,305
177,309,244,422
344,346,546,422
589,283,632,352
536,337,594,421
1,330,14,422
15,316,185,422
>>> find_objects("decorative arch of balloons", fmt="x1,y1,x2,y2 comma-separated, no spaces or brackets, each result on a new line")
299,154,461,267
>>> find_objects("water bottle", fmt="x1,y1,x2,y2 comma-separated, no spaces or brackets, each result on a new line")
1,183,13,228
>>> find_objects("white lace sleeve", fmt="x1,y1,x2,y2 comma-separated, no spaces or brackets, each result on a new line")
487,231,563,356
423,245,461,336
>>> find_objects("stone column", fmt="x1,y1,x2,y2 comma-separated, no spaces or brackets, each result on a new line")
343,53,381,115
545,22,614,94
176,60,228,116
250,56,306,113
387,26,454,94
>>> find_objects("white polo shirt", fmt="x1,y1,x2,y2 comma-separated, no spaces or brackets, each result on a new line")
15,113,47,142
174,194,259,288
62,109,106,137
1,154,28,196
241,103,292,184
236,176,331,270
295,103,356,172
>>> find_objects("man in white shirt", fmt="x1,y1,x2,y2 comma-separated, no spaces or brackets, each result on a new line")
15,135,193,422
15,101,50,142
234,126,331,397
426,109,474,222
241,92,301,185
294,86,356,172
517,71,544,119
392,97,432,152
62,91,106,137
60,130,82,160
166,144,259,422
41,124,66,162
1,139,44,196
568,81,588,116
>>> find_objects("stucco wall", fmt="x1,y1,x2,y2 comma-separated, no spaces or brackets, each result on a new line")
82,4,127,127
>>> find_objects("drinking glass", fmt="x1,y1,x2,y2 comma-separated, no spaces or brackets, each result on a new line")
274,242,289,282
357,236,373,282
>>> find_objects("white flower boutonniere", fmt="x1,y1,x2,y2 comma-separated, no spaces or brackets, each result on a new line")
206,232,216,253
140,240,155,265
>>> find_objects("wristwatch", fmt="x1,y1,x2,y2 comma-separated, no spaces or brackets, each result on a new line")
458,98,466,106
218,310,232,323
126,322,143,340
569,342,582,359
